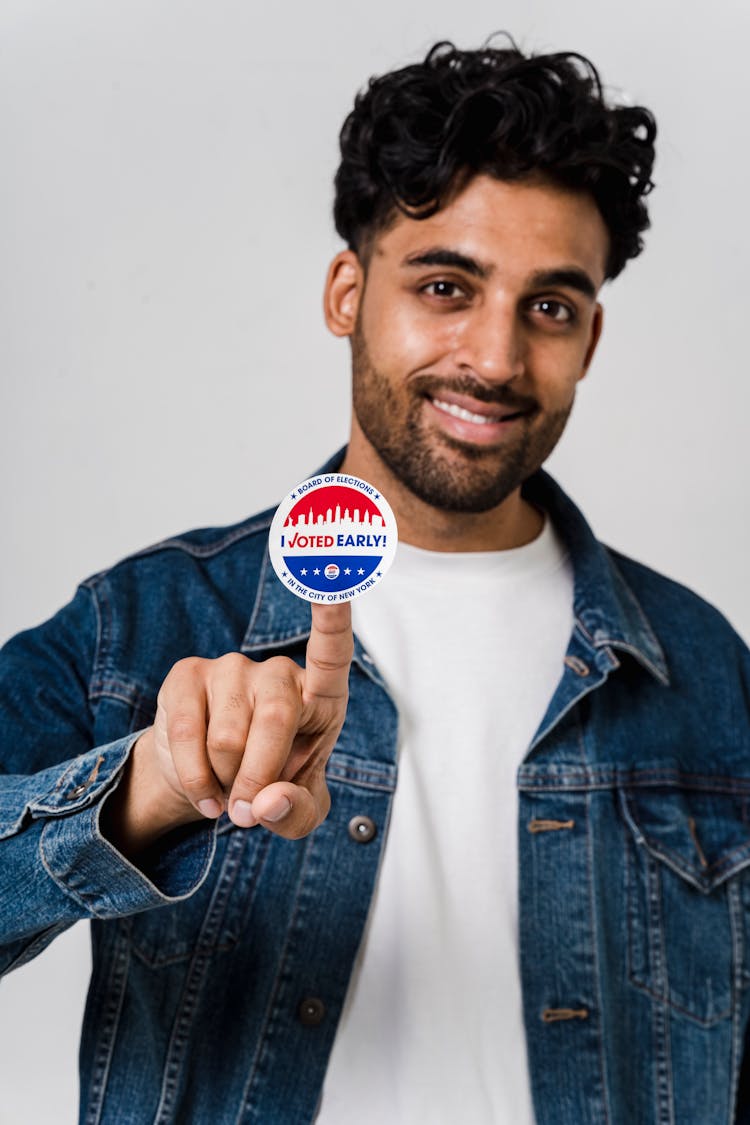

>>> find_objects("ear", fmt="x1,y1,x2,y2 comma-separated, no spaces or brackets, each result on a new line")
323,250,364,337
578,302,604,381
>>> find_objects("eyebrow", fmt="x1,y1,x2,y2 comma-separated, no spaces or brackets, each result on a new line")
400,249,598,301
401,248,490,279
527,268,597,301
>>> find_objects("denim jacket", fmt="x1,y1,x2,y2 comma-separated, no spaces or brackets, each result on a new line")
1,452,749,1125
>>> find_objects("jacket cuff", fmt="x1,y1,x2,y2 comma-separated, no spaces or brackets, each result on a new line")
40,800,216,914
3,735,215,914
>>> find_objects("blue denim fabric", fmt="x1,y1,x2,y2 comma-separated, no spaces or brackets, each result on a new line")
1,450,749,1124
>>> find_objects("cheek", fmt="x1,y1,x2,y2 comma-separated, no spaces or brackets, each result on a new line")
360,295,454,374
530,362,585,410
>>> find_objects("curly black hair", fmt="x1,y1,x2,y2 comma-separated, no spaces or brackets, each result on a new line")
333,38,657,281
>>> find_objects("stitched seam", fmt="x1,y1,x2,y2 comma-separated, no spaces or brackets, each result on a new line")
627,967,733,1025
82,931,130,1125
326,769,396,793
152,832,259,1117
244,549,273,646
574,617,596,646
235,835,317,1123
601,639,669,686
586,785,612,1123
728,880,745,1122
638,835,750,886
577,707,612,1120
649,857,675,1125
519,769,750,794
85,583,105,709
603,553,670,680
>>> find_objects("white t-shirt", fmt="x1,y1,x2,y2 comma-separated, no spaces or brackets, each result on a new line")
317,514,574,1125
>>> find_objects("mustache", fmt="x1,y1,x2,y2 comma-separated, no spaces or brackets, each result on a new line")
410,374,538,413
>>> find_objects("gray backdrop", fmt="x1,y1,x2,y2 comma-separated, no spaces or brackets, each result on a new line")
1,1,748,1120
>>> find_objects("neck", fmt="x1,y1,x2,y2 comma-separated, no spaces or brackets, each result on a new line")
339,432,544,553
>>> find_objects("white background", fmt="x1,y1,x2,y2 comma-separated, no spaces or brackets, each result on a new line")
1,1,748,1120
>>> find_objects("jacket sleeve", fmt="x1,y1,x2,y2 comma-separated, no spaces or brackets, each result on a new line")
0,584,216,976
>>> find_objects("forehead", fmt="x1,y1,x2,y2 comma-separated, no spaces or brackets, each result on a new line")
370,174,610,288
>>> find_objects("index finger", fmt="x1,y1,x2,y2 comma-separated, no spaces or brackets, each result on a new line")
303,602,353,700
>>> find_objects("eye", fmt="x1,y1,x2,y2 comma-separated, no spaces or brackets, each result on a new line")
531,298,575,324
421,279,468,300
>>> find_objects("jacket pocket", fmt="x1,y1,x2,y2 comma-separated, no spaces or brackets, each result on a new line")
620,783,750,1026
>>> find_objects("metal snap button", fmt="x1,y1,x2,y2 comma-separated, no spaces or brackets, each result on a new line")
65,783,88,800
564,655,590,677
298,997,326,1026
348,815,377,843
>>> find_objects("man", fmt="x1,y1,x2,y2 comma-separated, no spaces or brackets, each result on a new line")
1,37,749,1125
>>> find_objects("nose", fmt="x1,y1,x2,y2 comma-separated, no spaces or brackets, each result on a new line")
451,300,525,385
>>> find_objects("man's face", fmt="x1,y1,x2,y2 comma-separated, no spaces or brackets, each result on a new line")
329,173,608,518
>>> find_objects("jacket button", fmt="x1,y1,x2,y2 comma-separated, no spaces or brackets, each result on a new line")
348,815,377,843
65,783,88,800
298,997,326,1026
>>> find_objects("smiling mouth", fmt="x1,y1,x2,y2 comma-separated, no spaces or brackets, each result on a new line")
430,396,527,425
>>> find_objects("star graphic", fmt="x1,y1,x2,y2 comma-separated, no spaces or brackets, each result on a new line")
377,571,382,577
291,491,297,497
282,571,287,578
300,568,307,576
313,568,321,576
344,567,351,575
374,493,380,499
357,568,365,575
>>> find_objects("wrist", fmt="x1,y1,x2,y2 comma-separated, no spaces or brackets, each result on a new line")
101,728,202,858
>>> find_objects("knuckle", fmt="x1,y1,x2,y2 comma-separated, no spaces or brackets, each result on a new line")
159,658,201,702
171,655,204,679
260,657,301,690
216,651,248,676
206,724,245,756
168,714,203,743
179,770,215,796
263,655,297,674
256,699,298,728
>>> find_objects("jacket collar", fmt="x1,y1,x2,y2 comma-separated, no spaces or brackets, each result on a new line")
242,450,669,686
522,470,669,685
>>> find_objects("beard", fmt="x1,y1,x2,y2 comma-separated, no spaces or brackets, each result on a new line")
351,320,575,514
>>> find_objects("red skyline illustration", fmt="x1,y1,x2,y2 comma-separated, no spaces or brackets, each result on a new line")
284,487,384,529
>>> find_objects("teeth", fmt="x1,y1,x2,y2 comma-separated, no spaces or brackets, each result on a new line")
432,397,503,425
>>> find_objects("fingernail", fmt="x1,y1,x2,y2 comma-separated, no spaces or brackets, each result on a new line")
197,798,223,819
260,795,292,823
232,799,258,828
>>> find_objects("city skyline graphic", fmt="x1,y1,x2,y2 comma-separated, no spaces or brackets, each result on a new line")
283,486,384,530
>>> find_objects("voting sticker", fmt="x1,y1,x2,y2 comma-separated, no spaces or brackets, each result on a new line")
269,474,398,603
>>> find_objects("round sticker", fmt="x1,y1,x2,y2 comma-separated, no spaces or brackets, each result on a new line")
268,474,398,603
